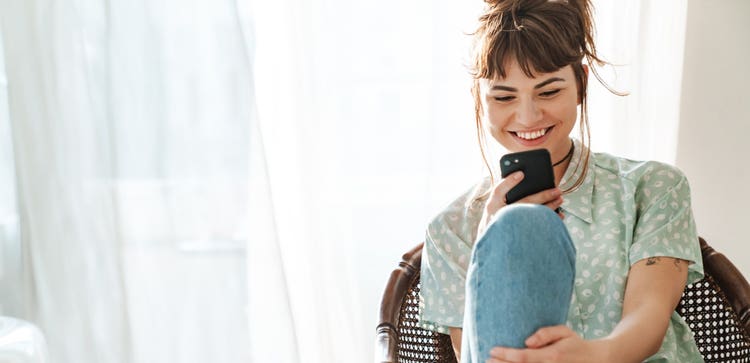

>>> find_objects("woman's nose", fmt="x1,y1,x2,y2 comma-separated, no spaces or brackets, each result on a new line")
515,99,543,125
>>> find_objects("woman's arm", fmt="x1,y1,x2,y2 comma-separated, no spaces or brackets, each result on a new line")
449,327,462,362
487,256,689,362
601,256,689,361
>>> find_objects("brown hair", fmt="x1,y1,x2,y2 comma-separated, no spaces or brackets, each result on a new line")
470,0,623,203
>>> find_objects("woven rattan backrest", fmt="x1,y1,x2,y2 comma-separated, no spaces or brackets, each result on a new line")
675,238,750,362
376,237,750,363
396,278,456,362
376,245,457,363
678,275,750,361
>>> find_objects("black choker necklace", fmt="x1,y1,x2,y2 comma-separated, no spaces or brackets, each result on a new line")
552,141,575,167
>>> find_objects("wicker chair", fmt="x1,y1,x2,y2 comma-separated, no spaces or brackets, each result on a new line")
375,237,750,363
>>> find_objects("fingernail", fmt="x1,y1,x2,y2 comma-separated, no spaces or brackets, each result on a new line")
514,171,523,180
489,347,504,357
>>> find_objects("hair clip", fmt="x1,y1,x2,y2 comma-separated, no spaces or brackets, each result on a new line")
501,23,524,32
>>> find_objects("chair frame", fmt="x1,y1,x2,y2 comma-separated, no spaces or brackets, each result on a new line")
376,243,424,362
375,237,750,363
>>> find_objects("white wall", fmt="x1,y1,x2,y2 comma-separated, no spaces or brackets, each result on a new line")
676,0,750,277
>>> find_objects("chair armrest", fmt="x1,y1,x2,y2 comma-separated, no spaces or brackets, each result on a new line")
375,243,424,363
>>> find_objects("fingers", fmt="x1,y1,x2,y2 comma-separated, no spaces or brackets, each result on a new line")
478,172,527,237
543,196,564,211
516,187,564,216
494,171,526,199
487,326,579,362
486,171,525,212
525,325,575,348
488,346,540,362
485,172,567,227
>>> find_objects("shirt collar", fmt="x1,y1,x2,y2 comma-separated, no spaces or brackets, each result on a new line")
559,138,595,224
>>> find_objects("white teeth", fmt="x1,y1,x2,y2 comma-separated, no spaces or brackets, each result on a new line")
515,128,548,140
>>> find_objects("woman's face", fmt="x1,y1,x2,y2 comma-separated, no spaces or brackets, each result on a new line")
479,59,581,163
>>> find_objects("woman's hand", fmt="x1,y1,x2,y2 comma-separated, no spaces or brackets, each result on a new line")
486,325,610,363
477,171,564,237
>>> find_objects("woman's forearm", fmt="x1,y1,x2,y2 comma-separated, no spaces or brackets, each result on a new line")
597,301,673,362
449,327,462,362
598,257,689,362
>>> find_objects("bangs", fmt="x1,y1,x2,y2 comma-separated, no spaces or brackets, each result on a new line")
472,4,584,80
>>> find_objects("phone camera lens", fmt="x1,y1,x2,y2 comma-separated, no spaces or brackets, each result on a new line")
503,160,511,166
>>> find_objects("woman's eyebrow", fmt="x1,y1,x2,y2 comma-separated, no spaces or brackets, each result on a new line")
490,77,566,92
490,85,517,92
534,77,565,89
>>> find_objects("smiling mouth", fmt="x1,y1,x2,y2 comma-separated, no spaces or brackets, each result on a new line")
511,126,554,140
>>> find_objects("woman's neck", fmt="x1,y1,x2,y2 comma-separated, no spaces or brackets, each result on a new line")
552,139,575,186
554,158,571,186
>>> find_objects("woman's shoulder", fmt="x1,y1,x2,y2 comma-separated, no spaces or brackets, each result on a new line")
426,176,491,241
592,151,688,185
591,151,691,205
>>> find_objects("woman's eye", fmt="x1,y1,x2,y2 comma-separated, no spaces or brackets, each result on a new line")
540,89,560,97
494,96,515,102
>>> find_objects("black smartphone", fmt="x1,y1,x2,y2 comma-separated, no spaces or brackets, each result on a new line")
499,148,556,204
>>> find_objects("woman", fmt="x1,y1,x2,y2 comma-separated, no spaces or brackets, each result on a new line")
417,0,703,362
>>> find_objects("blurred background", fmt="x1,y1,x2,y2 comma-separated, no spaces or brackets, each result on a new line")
0,0,747,362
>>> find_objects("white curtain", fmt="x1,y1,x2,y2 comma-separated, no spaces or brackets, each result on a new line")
587,0,689,163
0,23,24,320
0,1,131,361
250,0,487,361
0,0,254,362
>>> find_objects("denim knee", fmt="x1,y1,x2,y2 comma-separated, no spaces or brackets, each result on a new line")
492,203,558,227
476,204,574,261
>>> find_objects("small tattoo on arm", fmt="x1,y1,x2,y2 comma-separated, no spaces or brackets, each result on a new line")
645,257,684,271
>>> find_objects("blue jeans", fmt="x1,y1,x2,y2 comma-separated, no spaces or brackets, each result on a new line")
461,204,576,363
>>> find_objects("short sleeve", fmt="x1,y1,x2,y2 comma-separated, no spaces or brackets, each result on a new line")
629,164,704,284
418,181,486,334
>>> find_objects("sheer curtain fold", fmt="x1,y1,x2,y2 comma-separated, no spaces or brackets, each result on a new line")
249,0,482,361
587,0,688,163
248,0,369,361
0,1,131,363
1,0,254,362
